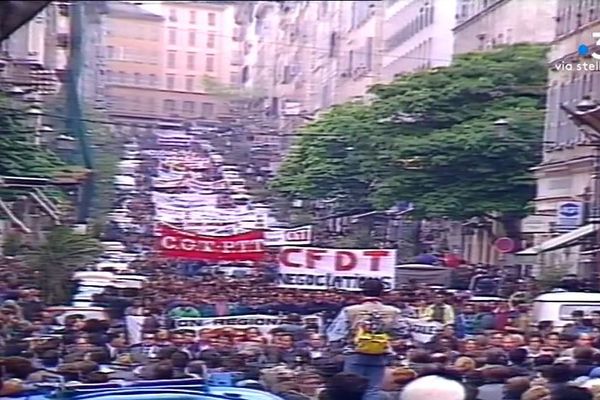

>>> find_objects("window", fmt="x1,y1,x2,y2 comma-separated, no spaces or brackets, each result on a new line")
207,33,216,48
149,74,157,86
169,9,177,22
166,74,176,90
167,51,177,68
119,71,127,83
230,71,239,85
187,52,196,69
147,98,156,111
107,45,115,59
208,12,216,26
106,70,113,82
201,102,215,118
189,10,197,24
163,99,176,112
188,30,196,46
134,73,141,85
365,37,374,71
185,75,195,91
183,101,195,114
168,28,177,45
205,54,215,72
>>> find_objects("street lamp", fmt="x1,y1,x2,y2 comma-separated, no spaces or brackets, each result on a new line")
493,118,510,137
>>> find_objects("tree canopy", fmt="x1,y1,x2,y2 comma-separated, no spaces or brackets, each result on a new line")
0,94,81,178
27,226,102,305
271,44,549,223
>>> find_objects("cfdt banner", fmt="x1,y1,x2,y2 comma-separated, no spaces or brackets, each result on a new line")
277,247,396,291
156,224,265,262
264,225,312,246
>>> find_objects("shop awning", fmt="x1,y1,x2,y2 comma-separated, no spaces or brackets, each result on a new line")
516,224,598,256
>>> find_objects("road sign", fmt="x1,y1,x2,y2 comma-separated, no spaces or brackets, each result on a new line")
494,237,515,253
556,201,584,232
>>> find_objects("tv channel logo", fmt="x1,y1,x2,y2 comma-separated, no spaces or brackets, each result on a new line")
578,32,600,60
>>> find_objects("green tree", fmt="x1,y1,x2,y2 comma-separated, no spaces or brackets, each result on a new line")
27,226,102,305
0,94,78,177
85,110,123,225
272,44,549,236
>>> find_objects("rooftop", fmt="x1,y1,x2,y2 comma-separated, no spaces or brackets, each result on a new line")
104,1,163,21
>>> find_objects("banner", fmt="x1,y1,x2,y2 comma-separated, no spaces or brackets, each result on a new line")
171,314,322,333
277,247,396,291
404,318,443,343
156,224,265,262
265,226,312,246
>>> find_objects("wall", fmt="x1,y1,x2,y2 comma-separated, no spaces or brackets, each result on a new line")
453,0,558,55
382,0,455,80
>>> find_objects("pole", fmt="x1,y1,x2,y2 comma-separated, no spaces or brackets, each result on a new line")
66,1,94,224
594,142,600,288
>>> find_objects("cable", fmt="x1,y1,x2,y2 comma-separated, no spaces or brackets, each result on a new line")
105,9,551,66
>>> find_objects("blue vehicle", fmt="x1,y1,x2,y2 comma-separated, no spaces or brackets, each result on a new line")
8,379,285,400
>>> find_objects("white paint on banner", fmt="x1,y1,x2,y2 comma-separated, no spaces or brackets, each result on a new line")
265,226,312,246
128,314,322,344
405,318,443,343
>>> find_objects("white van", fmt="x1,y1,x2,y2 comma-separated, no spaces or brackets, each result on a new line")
532,292,600,328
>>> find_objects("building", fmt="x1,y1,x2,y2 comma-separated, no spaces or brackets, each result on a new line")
101,2,165,125
518,1,600,275
453,0,558,55
448,0,562,265
334,1,383,105
0,2,86,245
382,0,456,80
136,0,241,121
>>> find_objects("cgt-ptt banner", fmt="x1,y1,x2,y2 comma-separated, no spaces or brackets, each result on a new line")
277,247,396,291
156,224,265,262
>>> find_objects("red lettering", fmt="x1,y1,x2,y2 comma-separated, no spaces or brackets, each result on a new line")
305,249,327,269
363,250,390,271
279,248,302,268
335,250,357,271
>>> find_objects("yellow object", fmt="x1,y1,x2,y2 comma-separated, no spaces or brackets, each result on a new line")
354,326,389,355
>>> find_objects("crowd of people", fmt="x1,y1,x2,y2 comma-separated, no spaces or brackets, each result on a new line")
4,138,600,400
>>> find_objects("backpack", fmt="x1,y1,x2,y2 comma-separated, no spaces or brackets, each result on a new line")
353,311,390,355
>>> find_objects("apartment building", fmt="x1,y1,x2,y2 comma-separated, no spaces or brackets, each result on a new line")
138,1,241,120
334,1,383,105
382,0,456,80
103,2,165,123
520,0,600,275
453,0,558,55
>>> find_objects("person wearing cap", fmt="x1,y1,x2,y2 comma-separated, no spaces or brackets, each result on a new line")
327,279,404,400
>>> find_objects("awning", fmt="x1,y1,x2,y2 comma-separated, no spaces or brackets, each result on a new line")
516,224,598,256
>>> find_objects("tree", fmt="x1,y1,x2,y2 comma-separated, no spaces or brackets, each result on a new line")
27,226,102,305
271,44,549,236
0,94,83,178
85,109,123,225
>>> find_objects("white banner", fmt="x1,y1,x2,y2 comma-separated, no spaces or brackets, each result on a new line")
265,226,312,246
405,318,443,343
277,247,396,291
172,314,322,333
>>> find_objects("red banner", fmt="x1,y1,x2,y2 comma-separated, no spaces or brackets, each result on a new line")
156,224,265,262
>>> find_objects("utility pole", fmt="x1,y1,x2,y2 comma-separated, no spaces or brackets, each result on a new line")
66,1,94,225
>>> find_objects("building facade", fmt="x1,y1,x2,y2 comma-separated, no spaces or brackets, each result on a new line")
102,2,165,123
453,0,558,55
137,0,240,120
382,0,456,80
525,0,600,274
